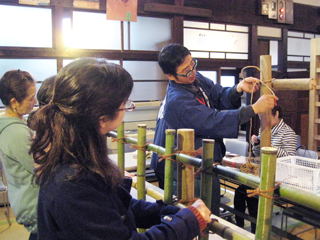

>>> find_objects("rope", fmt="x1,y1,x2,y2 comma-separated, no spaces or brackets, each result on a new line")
240,66,276,97
130,143,150,152
239,66,276,175
247,182,281,199
180,147,203,157
158,147,203,164
158,152,179,163
111,136,152,152
110,136,127,144
194,163,219,178
239,157,259,175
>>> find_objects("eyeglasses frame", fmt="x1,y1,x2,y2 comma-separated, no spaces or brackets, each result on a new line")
176,58,198,78
117,99,135,112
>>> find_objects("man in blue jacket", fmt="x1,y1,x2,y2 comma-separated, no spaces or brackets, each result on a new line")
151,43,278,216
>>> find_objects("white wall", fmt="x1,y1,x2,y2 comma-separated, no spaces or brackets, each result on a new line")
293,0,320,7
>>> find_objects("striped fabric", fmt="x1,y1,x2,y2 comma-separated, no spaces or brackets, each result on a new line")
252,119,297,158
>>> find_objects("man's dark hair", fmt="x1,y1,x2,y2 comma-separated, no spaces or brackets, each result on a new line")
158,43,191,77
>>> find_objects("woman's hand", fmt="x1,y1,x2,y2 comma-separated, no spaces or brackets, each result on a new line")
191,199,212,223
252,134,259,144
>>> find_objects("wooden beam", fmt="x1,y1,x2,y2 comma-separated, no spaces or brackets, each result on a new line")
0,47,159,61
272,78,316,91
144,3,212,18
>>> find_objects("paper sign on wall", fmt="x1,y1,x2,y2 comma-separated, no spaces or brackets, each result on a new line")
19,0,50,5
73,0,100,10
107,0,137,22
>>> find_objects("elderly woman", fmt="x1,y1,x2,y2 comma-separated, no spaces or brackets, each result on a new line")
0,69,38,240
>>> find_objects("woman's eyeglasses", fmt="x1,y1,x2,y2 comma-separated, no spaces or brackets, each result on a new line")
176,59,198,78
118,99,135,112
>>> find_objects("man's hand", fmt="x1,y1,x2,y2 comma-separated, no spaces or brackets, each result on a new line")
236,77,260,93
252,94,279,114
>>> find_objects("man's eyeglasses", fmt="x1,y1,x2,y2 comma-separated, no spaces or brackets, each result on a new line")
176,59,198,78
118,99,135,112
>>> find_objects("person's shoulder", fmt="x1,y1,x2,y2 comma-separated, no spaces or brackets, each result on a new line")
167,84,192,101
196,72,215,89
45,166,109,195
0,118,29,135
281,120,294,131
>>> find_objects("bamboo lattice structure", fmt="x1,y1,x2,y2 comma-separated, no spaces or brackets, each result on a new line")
107,125,320,239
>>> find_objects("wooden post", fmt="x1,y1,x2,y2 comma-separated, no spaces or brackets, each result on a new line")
259,55,272,152
177,129,195,204
309,38,320,151
255,147,278,240
164,129,176,205
117,122,125,177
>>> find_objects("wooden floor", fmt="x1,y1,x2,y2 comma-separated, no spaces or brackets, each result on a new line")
0,207,30,240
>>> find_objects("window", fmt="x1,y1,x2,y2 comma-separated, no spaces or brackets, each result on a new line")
184,21,249,60
0,5,52,47
124,16,171,51
287,31,320,63
71,11,121,50
65,12,171,51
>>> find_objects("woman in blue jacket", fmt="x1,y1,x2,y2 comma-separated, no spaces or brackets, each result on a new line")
30,57,211,240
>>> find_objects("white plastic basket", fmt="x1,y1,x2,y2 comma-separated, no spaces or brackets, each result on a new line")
276,156,320,194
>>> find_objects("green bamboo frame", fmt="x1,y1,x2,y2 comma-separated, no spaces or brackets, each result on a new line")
107,127,320,239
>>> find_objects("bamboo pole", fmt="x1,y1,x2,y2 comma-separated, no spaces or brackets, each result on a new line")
137,124,147,201
177,129,195,204
260,55,272,153
255,147,278,240
207,221,253,240
117,122,125,177
199,139,214,240
272,78,316,91
137,124,147,234
177,161,182,200
164,129,176,205
200,139,214,210
176,153,202,167
216,165,320,211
